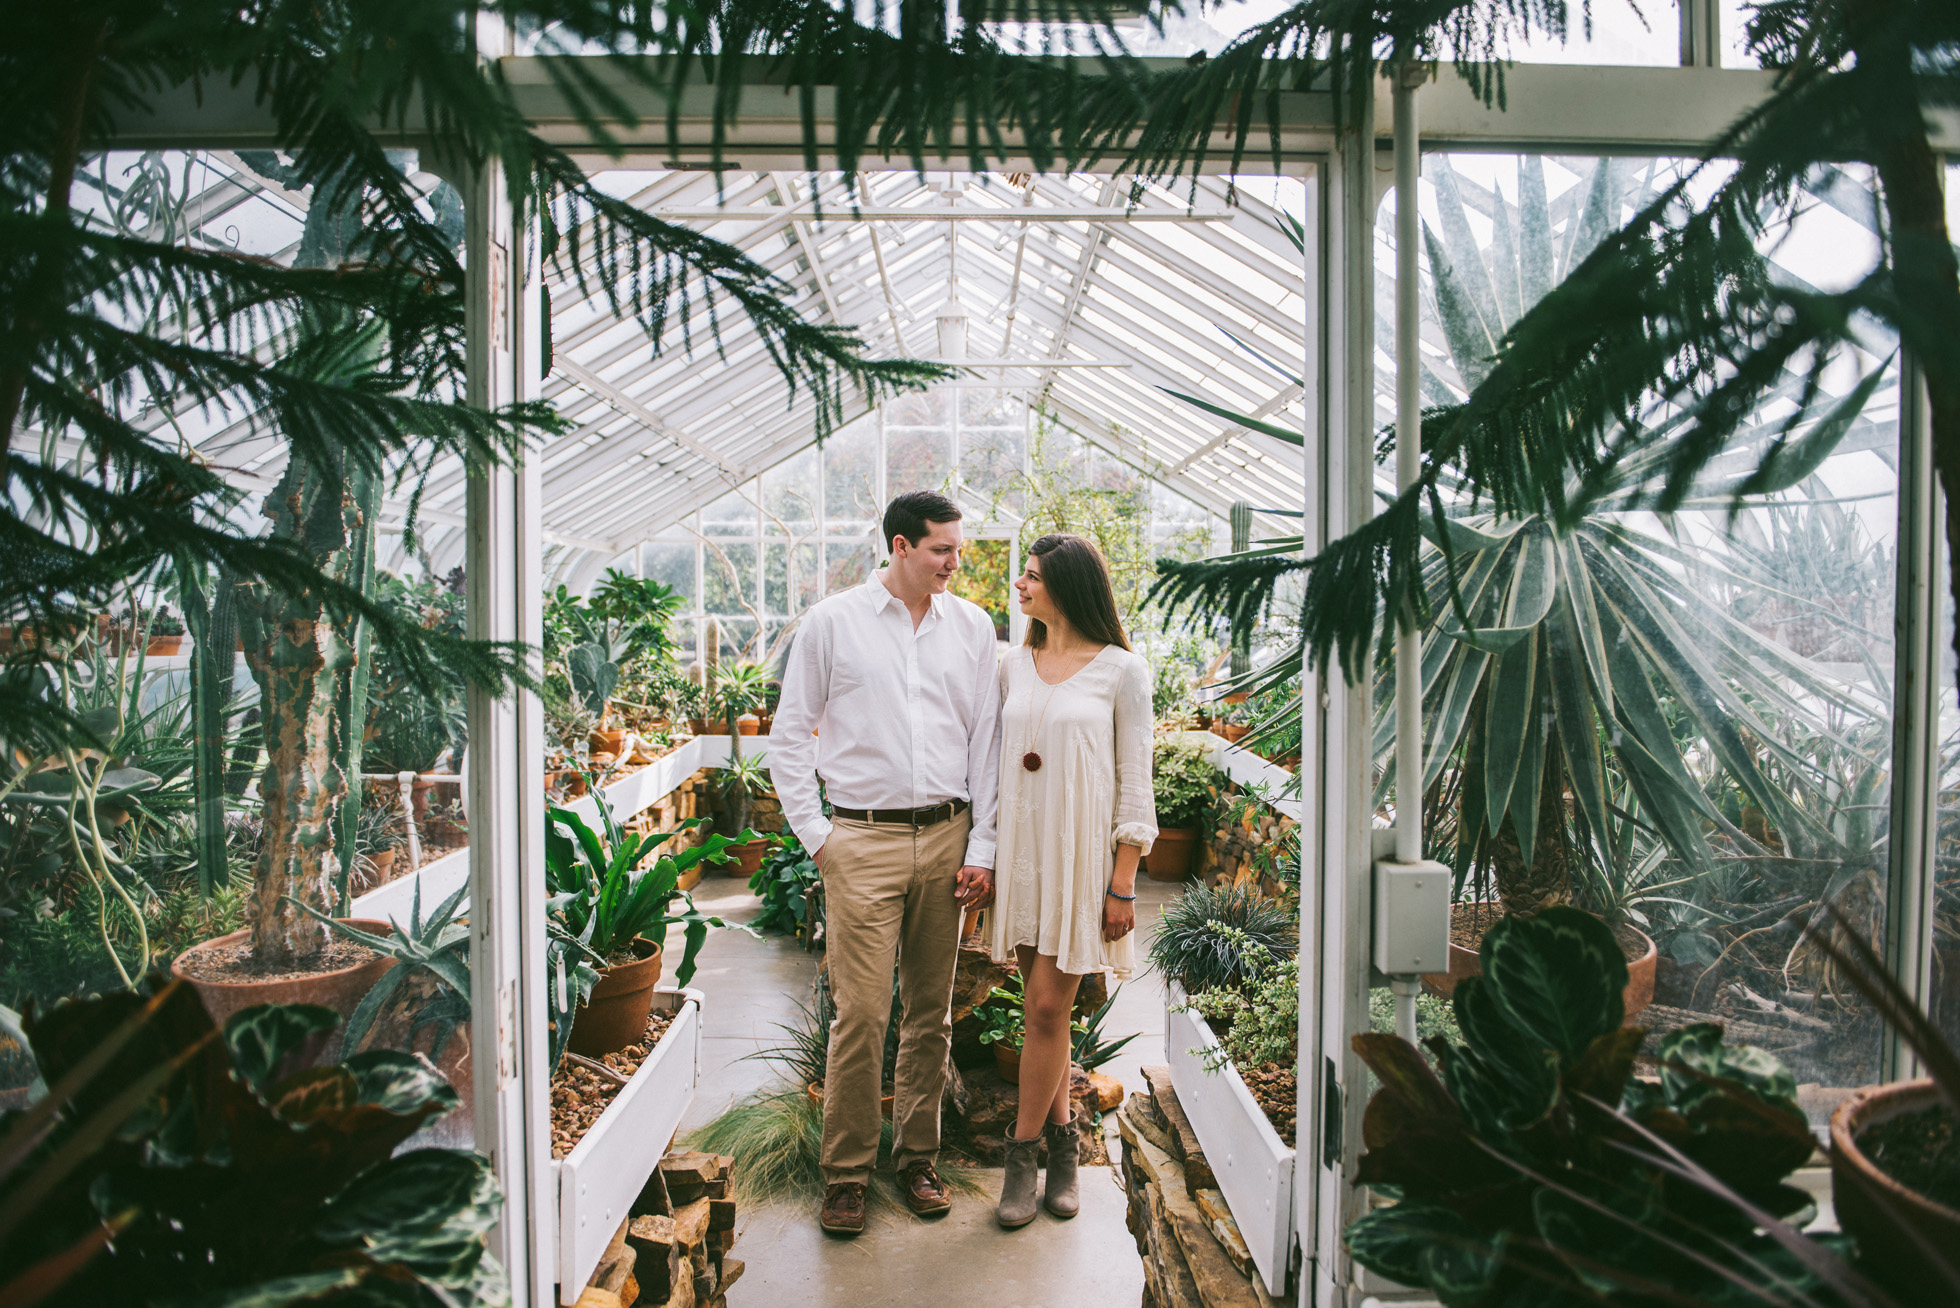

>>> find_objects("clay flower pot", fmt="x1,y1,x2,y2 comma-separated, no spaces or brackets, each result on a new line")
1218,723,1250,743
1830,1078,1960,1299
589,727,627,758
993,1042,1023,1084
566,937,664,1057
736,715,761,737
724,836,773,877
1142,828,1199,882
807,1080,895,1119
410,777,435,820
145,635,185,656
1421,902,1659,1021
172,918,399,1047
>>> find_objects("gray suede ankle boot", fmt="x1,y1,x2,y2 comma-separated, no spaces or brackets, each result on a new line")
997,1131,1042,1229
1043,1116,1080,1218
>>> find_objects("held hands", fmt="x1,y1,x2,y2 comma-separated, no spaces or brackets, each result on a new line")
954,864,995,911
1103,890,1136,942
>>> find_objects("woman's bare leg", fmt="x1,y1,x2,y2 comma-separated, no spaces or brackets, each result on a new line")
1012,946,1083,1141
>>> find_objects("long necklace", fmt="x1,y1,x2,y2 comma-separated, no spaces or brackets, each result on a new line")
1022,656,1062,772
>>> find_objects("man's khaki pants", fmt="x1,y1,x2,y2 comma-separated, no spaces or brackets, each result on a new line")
819,811,968,1186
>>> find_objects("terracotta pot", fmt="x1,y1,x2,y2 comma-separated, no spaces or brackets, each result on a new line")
1218,723,1250,743
1143,828,1199,882
756,713,773,736
724,836,773,877
993,1042,1023,1084
351,847,398,894
1831,1079,1960,1299
410,777,434,821
807,1080,895,1119
566,937,664,1057
1421,902,1659,1021
736,714,761,737
145,635,185,656
1222,691,1251,706
172,918,399,1049
589,727,627,758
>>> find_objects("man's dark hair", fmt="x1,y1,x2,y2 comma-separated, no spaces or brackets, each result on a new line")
882,490,962,553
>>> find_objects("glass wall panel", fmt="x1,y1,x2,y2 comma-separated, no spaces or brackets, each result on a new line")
822,415,882,533
887,426,954,496
763,449,820,532
1931,165,1960,1053
1379,152,1900,1114
702,483,757,536
826,541,876,592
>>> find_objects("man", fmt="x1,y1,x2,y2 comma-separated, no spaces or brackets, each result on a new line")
770,489,1002,1237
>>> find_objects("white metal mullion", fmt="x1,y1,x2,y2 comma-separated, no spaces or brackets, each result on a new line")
1035,179,1124,398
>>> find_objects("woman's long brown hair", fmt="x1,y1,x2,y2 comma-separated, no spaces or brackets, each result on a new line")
1023,533,1131,651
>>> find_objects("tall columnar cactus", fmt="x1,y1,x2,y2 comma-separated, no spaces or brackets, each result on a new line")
249,439,370,966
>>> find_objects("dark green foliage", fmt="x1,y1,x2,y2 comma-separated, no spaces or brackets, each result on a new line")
5,0,979,764
1071,984,1140,1072
1153,733,1223,830
747,834,821,941
544,787,738,978
297,880,472,1062
1147,880,1297,994
1346,907,1848,1308
1149,1,1960,707
0,981,505,1306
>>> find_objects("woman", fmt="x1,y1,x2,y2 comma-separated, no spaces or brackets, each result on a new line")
987,533,1156,1229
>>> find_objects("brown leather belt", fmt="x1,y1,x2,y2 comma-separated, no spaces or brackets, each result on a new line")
831,798,970,828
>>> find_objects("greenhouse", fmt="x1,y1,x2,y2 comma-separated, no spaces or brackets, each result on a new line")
4,3,1958,1307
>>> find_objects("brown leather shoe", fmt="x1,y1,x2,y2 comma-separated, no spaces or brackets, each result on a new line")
819,1182,867,1236
899,1160,952,1217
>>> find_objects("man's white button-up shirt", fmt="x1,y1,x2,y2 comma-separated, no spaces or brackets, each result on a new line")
768,571,1002,868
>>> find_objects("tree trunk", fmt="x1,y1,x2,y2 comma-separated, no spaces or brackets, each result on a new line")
1493,729,1570,917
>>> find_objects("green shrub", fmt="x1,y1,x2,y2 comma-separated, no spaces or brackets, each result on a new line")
748,835,821,939
1147,880,1296,993
1152,733,1224,831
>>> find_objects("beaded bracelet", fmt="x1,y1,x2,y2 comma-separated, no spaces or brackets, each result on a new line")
1105,888,1137,901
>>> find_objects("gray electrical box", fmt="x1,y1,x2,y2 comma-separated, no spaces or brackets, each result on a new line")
1372,858,1452,974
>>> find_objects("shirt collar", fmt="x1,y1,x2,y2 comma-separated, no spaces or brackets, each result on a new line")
870,570,946,620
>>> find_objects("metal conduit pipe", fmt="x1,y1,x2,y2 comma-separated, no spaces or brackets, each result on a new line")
1391,64,1426,1045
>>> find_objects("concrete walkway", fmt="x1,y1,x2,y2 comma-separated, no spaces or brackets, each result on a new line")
671,869,1183,1308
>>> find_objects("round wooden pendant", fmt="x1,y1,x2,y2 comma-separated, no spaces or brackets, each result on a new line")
1022,752,1043,772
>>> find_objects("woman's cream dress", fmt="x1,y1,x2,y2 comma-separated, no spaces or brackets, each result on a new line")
986,644,1158,977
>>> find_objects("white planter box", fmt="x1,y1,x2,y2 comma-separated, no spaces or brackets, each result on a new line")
1165,987,1296,1297
554,986,704,1304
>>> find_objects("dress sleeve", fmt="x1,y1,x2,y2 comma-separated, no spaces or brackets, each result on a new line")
1111,653,1158,853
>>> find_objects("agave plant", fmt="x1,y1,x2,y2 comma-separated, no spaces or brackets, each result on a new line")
1158,157,1893,926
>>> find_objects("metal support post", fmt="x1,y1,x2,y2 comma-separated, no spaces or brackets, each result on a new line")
462,13,551,1302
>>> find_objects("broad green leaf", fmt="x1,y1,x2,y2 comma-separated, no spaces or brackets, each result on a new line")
1544,600,1613,850
1481,908,1626,1059
314,1148,501,1251
1448,976,1560,1135
267,1066,357,1124
1651,1023,1797,1115
1532,1179,1663,1297
1345,1201,1506,1304
1480,634,1538,834
1735,366,1889,496
224,1004,340,1093
1157,388,1304,446
344,1049,460,1115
